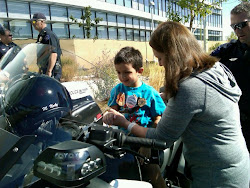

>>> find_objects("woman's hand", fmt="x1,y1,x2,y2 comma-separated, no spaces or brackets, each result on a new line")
103,108,129,128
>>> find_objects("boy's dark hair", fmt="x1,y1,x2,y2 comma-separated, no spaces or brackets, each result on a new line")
114,47,143,71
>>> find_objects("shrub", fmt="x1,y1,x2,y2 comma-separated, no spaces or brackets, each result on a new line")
145,63,165,92
89,49,118,102
208,42,221,54
61,56,79,82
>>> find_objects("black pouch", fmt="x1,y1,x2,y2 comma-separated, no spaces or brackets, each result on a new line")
54,61,61,73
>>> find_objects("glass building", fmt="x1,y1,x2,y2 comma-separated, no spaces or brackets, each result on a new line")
0,0,223,41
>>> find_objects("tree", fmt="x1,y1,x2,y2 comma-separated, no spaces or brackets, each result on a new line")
167,0,227,32
226,31,237,42
70,6,103,39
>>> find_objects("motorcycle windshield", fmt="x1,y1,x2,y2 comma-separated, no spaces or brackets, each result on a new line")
0,43,105,125
0,43,52,84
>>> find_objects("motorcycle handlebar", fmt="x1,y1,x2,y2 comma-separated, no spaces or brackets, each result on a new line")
87,124,168,150
123,136,167,150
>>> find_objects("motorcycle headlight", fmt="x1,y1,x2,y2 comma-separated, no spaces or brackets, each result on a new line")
33,140,106,187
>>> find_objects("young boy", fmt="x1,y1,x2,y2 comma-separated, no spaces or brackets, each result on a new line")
108,46,166,131
105,46,166,187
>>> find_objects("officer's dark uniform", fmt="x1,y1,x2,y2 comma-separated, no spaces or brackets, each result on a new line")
0,41,17,59
211,39,250,151
36,27,62,81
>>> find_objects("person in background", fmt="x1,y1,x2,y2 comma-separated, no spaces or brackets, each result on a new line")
101,46,166,188
103,21,249,188
0,28,17,59
211,2,250,152
31,12,62,81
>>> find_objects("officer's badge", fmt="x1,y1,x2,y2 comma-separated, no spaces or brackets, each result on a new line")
138,98,146,107
39,36,42,42
229,58,238,61
126,94,137,108
116,92,125,106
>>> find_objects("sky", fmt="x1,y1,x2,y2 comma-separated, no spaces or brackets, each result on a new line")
222,0,241,40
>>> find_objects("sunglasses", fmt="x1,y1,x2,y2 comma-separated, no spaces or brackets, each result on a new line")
32,19,44,24
230,21,249,30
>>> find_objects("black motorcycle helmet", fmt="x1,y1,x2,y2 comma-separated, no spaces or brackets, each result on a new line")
2,73,73,137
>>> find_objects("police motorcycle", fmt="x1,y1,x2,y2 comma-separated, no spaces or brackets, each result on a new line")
0,43,187,188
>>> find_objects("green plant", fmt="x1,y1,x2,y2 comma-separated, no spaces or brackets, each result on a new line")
147,63,165,92
168,0,227,32
70,6,103,39
61,56,79,82
89,49,118,102
208,42,221,53
226,31,237,42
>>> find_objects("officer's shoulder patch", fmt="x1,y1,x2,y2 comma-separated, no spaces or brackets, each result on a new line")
44,35,50,41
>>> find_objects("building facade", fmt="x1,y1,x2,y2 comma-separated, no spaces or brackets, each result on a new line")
0,0,223,41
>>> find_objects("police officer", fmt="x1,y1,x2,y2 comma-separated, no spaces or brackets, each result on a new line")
31,12,62,81
0,28,17,59
211,2,250,152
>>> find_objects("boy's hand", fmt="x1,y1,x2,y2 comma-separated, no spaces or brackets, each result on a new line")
103,108,128,127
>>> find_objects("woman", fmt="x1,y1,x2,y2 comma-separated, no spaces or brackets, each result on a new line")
103,21,249,187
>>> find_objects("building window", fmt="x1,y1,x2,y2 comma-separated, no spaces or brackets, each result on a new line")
145,20,151,30
146,31,151,41
145,0,150,13
116,0,124,6
86,26,96,39
51,6,68,22
126,28,133,40
68,8,82,22
134,29,140,41
10,21,32,38
117,16,125,27
159,0,163,17
125,0,132,8
133,18,139,29
96,12,107,25
30,3,50,20
0,0,7,18
107,13,117,27
154,0,159,15
118,28,126,40
132,0,139,10
107,0,115,4
70,24,84,39
108,27,117,40
162,0,166,16
52,23,69,38
0,20,8,30
126,17,133,28
97,26,108,39
139,0,144,11
7,1,30,19
140,30,146,41
140,19,145,29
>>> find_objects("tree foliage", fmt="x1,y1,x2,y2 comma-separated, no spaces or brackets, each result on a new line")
167,0,227,33
70,6,103,39
226,31,237,42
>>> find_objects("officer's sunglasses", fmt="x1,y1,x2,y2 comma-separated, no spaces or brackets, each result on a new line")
32,19,45,24
230,20,249,30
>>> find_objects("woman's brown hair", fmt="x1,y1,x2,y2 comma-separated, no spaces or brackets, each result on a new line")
149,21,218,99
